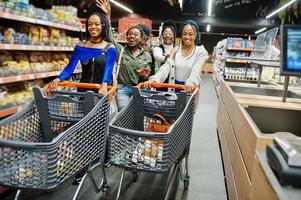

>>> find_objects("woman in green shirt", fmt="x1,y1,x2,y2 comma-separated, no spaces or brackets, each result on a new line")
96,0,152,111
116,26,152,111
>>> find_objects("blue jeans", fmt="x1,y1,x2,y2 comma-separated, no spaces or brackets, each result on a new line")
175,80,185,92
116,84,132,111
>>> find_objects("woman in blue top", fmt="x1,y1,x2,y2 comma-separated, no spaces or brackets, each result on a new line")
49,12,117,95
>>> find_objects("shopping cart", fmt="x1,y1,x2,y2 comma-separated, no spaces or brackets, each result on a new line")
107,82,199,200
0,81,116,200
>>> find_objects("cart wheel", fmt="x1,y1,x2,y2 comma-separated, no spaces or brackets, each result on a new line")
132,171,139,182
102,185,111,200
184,177,190,190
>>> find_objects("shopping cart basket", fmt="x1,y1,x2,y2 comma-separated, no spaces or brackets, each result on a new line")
108,82,199,200
0,82,116,200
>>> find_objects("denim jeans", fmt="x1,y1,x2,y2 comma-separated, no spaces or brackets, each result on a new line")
116,84,132,111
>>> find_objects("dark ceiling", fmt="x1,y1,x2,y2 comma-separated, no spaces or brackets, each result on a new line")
30,0,297,35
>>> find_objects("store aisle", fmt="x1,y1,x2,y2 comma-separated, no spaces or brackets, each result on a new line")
182,74,227,200
3,75,227,200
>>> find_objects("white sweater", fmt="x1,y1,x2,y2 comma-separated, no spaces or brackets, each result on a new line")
150,45,208,87
153,43,174,67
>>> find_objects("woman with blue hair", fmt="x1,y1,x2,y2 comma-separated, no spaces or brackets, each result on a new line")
146,20,208,92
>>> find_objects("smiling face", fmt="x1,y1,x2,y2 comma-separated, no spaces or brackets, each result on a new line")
126,27,143,47
182,24,196,46
87,15,102,38
162,27,174,45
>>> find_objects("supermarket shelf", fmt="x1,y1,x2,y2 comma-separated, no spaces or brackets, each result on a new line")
0,10,84,32
226,59,248,64
0,69,82,84
226,47,253,51
224,77,258,82
0,104,27,118
0,43,74,51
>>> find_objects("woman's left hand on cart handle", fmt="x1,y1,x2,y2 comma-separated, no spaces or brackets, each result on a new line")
98,83,108,96
184,84,195,93
143,80,155,89
48,78,60,92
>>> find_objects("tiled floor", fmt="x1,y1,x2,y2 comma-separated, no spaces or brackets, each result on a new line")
4,75,227,200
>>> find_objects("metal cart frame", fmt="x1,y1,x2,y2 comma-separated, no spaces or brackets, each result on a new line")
108,83,199,200
0,82,115,200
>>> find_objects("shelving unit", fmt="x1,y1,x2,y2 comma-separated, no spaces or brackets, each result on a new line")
0,69,81,118
0,5,83,118
0,43,74,51
0,104,26,118
212,38,255,95
0,10,84,32
0,68,81,84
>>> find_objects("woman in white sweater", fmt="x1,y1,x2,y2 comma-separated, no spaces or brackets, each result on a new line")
147,20,208,92
153,20,177,68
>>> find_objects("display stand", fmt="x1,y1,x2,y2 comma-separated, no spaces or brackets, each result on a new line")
249,60,280,88
282,76,290,102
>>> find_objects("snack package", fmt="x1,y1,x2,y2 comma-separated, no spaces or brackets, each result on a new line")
3,28,16,44
29,26,40,45
40,27,50,46
50,28,60,46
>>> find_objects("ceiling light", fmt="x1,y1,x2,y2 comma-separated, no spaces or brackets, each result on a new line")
255,27,267,34
110,0,133,13
266,0,296,19
206,25,211,32
179,0,183,11
208,0,213,16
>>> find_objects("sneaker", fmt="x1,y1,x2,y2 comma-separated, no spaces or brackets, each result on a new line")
72,170,86,185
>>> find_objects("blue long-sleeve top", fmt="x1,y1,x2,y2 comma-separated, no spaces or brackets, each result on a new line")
58,45,117,84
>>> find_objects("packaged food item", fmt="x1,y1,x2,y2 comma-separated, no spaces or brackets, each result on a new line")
29,26,40,45
129,138,164,168
39,27,50,46
50,28,60,46
3,28,15,44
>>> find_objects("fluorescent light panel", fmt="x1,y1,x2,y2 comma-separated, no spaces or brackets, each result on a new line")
110,0,133,13
206,25,211,32
208,0,212,16
207,0,212,32
266,0,296,19
255,27,267,34
179,0,183,10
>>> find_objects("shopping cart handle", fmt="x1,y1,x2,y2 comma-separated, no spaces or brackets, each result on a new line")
137,82,185,90
45,81,116,102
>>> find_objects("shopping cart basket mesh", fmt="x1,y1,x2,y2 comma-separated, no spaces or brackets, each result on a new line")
0,94,110,189
108,89,196,173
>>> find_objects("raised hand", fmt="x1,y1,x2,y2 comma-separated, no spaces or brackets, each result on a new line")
96,0,111,21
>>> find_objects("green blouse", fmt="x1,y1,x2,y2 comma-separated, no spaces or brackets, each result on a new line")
118,47,152,85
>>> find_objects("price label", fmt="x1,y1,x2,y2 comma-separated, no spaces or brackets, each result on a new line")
41,73,46,77
0,78,3,84
3,44,9,49
16,75,22,81
29,74,35,79
21,45,26,50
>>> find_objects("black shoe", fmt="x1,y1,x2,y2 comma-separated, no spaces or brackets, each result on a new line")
72,170,86,185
